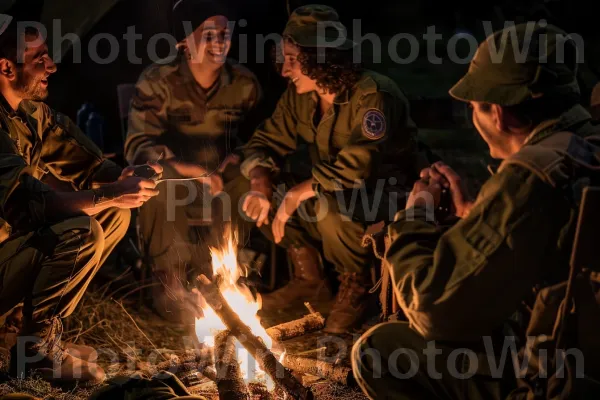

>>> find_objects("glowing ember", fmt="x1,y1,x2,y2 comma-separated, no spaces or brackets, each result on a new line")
195,228,274,390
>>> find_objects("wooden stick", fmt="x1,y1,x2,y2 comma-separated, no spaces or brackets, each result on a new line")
215,330,250,400
146,349,213,377
196,274,313,400
281,354,355,387
266,312,325,342
304,302,316,314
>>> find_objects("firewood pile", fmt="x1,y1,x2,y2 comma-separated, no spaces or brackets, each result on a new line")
153,274,360,400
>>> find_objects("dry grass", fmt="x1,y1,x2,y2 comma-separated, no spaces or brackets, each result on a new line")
0,377,95,400
0,272,368,400
0,271,199,399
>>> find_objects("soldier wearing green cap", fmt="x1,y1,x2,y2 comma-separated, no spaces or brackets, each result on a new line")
241,4,419,333
124,0,262,323
352,22,600,398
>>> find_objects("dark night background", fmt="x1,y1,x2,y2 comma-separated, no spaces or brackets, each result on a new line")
2,0,599,160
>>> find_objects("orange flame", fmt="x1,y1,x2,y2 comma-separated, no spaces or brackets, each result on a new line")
195,226,274,390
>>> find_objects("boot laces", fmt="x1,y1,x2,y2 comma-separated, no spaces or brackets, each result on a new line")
335,273,365,307
32,318,65,363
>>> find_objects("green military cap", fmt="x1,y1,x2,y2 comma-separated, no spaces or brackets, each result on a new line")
282,4,356,49
449,22,580,106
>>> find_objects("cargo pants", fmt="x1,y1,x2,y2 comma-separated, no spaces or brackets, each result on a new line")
258,174,405,275
351,321,518,399
136,162,253,321
0,207,130,327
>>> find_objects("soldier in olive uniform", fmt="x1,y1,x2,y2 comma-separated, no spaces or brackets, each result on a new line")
124,0,262,323
0,21,161,384
241,5,419,333
352,23,600,398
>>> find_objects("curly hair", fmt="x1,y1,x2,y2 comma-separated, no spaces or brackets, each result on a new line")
272,38,363,94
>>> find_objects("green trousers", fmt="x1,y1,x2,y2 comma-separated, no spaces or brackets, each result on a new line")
0,207,130,326
258,177,373,275
136,163,253,321
351,322,518,400
137,163,253,274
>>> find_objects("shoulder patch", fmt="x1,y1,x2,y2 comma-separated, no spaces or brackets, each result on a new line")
362,108,386,139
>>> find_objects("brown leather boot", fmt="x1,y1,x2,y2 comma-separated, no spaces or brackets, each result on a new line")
9,318,105,387
259,246,332,310
3,306,97,362
323,272,374,334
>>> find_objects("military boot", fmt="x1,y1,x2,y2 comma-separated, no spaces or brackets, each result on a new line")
3,305,97,362
323,272,374,334
9,318,105,386
259,246,332,310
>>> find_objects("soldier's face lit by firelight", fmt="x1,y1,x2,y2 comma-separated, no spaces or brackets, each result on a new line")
187,16,231,66
280,40,318,95
11,32,57,101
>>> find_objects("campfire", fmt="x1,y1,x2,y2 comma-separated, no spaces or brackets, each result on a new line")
194,229,275,390
184,226,354,399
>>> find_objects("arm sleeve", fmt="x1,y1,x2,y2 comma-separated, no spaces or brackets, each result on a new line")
311,91,417,192
236,76,265,145
386,165,572,341
0,129,53,230
124,72,173,165
239,87,298,178
39,106,120,190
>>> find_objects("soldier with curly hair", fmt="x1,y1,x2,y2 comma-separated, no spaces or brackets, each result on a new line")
240,5,420,333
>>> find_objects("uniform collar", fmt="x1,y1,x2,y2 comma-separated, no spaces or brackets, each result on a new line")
177,53,233,88
332,71,374,105
333,88,351,104
0,93,37,119
0,93,17,118
307,85,351,105
524,104,592,146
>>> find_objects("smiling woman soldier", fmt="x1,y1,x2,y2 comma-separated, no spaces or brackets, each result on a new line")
124,0,262,324
241,5,420,333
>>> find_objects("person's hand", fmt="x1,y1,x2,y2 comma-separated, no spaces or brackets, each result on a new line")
406,175,444,211
427,161,474,218
167,161,207,180
218,153,241,173
272,179,316,244
242,167,273,227
205,153,240,196
206,174,224,196
120,161,163,181
108,162,162,208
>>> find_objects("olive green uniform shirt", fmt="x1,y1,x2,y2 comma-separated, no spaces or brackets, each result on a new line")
240,70,418,194
124,54,262,170
386,105,599,342
0,95,121,241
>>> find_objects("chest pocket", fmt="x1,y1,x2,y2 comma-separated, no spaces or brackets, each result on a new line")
167,107,202,133
198,107,244,139
331,129,353,151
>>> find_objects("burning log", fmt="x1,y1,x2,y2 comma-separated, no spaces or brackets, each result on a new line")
266,312,325,342
214,330,250,400
196,274,313,400
280,354,355,387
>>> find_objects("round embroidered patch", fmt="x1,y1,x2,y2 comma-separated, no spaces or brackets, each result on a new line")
362,109,386,139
